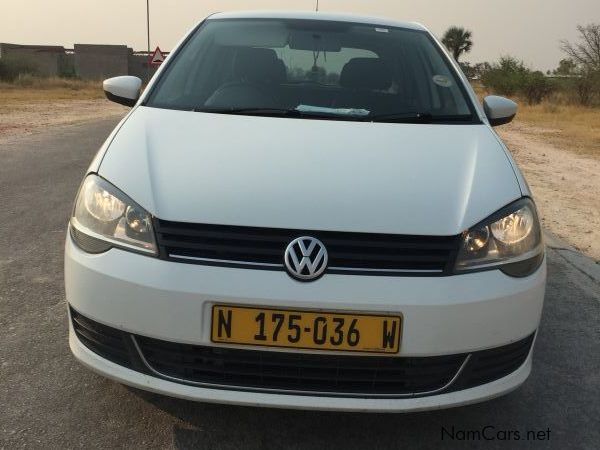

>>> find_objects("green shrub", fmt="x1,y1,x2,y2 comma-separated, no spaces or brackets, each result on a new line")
522,71,554,104
481,56,556,104
481,56,529,96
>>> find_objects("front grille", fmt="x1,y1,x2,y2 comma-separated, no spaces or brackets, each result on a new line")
154,220,460,276
71,308,535,398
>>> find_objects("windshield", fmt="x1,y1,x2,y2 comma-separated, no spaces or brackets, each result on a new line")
146,18,477,123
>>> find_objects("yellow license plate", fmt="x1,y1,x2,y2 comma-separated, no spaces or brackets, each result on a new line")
211,305,402,354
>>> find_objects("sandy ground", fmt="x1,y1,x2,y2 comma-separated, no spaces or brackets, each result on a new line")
0,99,127,144
1,99,598,261
498,122,600,261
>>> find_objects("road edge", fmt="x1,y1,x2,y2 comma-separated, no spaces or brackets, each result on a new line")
0,111,127,147
544,228,600,287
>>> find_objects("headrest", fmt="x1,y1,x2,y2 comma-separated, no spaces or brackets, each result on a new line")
340,58,392,90
274,58,287,83
233,47,284,83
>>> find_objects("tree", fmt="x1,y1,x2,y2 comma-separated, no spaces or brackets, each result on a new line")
459,61,491,80
560,24,600,105
458,61,473,78
560,24,600,72
442,26,473,62
553,58,576,76
473,62,492,79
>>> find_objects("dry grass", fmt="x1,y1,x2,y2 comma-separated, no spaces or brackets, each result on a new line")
514,102,600,157
472,83,600,158
0,76,104,109
0,76,127,142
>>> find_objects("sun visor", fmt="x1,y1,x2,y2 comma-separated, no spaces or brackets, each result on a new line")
213,22,289,47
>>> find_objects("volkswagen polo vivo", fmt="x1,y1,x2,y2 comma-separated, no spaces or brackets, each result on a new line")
65,11,546,412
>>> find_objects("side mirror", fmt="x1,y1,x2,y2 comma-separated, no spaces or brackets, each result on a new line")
103,76,142,107
483,96,517,126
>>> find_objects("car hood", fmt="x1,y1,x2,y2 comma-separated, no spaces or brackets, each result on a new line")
98,106,522,235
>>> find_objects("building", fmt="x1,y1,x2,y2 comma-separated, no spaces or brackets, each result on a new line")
0,43,161,80
0,43,70,77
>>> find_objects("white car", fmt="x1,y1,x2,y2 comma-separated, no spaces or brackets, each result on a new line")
65,11,546,412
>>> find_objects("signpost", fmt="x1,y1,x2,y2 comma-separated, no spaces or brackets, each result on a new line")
146,0,150,81
148,46,165,66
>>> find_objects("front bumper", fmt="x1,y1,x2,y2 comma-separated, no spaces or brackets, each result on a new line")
69,322,533,412
65,233,546,411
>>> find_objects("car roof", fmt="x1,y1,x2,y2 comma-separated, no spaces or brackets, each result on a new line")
207,10,427,32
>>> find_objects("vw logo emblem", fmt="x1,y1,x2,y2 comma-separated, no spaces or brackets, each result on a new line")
284,236,328,281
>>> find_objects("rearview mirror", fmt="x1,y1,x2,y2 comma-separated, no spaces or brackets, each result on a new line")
483,96,517,126
289,31,342,52
103,76,142,107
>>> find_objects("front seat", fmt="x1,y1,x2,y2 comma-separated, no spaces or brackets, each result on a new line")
338,57,397,113
205,47,285,108
232,47,286,84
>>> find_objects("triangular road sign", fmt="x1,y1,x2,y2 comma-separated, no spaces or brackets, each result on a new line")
149,46,165,66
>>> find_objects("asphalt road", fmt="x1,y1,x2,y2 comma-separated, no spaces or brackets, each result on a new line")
1,118,599,449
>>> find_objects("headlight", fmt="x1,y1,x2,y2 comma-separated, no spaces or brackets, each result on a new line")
455,198,543,277
70,174,157,255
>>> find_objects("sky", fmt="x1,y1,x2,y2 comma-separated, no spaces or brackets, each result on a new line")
1,0,599,71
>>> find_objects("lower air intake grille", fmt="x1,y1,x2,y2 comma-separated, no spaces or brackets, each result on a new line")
70,308,132,368
135,336,466,397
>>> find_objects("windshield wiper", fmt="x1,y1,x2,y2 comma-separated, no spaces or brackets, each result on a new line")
194,108,475,124
367,112,432,123
367,112,474,124
193,107,302,117
193,107,367,121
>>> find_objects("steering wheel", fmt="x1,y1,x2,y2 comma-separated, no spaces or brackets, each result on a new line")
204,82,280,109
